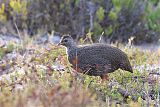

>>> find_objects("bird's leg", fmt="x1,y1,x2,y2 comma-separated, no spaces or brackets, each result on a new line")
70,69,79,77
70,69,84,81
100,74,109,82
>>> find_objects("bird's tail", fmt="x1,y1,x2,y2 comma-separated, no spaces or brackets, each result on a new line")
126,64,133,73
120,61,133,73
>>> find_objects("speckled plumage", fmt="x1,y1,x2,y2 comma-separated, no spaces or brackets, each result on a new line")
58,35,133,78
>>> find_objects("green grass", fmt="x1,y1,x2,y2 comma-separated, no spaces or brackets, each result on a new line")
0,43,159,107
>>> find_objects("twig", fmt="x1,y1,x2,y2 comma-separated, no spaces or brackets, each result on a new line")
99,31,104,43
14,22,23,48
149,72,160,75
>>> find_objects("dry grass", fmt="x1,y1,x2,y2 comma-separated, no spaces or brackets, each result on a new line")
0,42,160,107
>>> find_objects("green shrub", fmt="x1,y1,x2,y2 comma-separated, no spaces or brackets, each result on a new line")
0,0,160,43
0,3,6,22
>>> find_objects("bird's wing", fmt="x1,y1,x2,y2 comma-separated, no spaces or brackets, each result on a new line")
76,48,113,75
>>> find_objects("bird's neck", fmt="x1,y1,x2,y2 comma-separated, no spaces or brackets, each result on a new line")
66,43,77,54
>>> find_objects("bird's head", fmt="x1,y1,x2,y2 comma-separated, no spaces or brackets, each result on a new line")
58,35,76,48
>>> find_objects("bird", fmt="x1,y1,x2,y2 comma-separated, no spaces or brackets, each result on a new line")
58,35,133,81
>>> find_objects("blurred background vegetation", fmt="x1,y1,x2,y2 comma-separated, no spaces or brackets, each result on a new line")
0,0,160,44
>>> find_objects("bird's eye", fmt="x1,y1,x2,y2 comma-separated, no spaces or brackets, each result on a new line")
64,39,68,42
